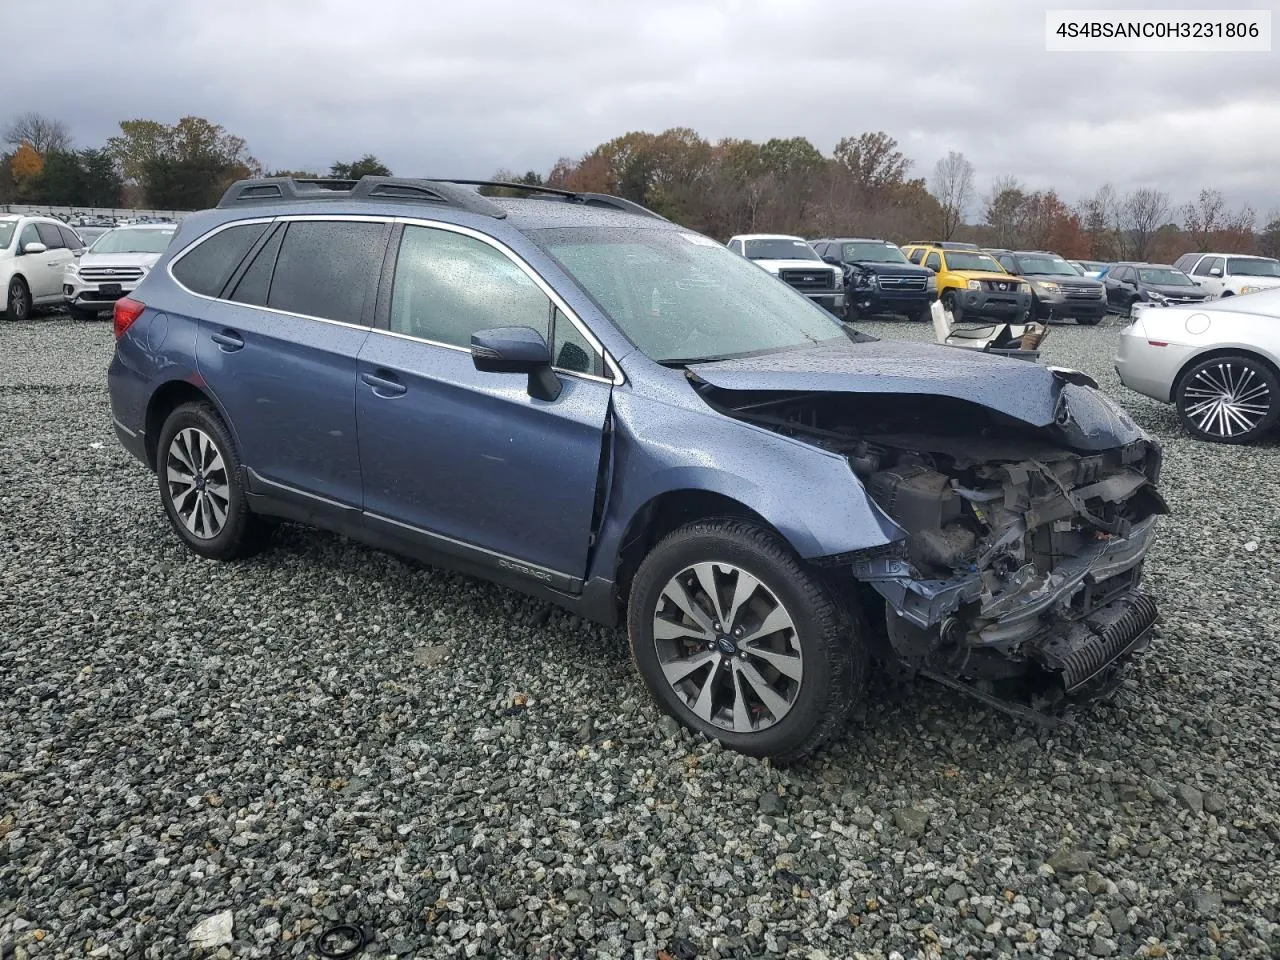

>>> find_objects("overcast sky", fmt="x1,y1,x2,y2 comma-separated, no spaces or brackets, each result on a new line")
13,0,1280,216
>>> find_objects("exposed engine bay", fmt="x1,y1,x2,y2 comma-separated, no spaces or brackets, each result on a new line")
699,385,1169,711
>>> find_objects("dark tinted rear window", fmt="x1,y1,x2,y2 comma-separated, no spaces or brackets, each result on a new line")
228,226,284,307
36,223,65,249
59,227,83,250
266,220,387,325
173,222,270,297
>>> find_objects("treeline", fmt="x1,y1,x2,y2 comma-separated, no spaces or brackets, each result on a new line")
6,111,1278,263
494,127,1279,262
0,111,392,211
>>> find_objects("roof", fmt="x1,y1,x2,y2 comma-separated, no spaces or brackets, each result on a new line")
494,197,678,232
1191,252,1278,260
820,237,893,244
733,233,808,241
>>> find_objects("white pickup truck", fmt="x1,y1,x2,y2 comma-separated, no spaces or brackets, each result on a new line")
726,233,844,313
1172,252,1280,299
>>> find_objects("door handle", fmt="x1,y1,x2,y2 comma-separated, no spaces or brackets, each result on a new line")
211,330,245,352
361,370,407,397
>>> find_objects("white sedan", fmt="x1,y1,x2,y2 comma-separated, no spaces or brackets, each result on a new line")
1115,288,1280,443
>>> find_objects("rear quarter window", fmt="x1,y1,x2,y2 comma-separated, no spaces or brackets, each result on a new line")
172,222,271,297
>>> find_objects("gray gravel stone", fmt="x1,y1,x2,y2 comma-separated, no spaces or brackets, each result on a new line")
4,314,1280,959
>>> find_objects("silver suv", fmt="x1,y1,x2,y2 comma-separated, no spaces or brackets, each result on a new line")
0,215,85,320
63,223,177,321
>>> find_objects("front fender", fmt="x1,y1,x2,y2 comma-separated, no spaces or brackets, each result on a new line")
589,389,902,582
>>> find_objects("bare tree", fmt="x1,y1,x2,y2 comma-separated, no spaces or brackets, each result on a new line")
1182,188,1225,251
2,111,72,153
931,151,975,240
1118,188,1170,260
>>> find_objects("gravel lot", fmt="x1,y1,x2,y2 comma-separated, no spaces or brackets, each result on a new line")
3,311,1279,960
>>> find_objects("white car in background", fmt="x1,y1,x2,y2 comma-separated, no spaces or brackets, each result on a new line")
1,215,85,320
1069,259,1110,279
63,223,176,321
726,233,844,313
1172,252,1280,299
1115,288,1280,444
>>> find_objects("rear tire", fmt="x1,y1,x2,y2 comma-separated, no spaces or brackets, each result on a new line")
628,519,864,762
1175,354,1279,444
156,402,268,560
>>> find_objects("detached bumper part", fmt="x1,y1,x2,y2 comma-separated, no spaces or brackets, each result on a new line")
1030,591,1157,693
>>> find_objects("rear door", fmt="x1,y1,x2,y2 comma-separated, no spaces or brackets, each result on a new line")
355,222,612,588
190,217,388,508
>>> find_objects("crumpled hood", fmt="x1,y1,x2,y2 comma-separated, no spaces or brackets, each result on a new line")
688,338,1147,449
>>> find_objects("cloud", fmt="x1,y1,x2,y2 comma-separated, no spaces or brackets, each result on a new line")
12,0,1280,215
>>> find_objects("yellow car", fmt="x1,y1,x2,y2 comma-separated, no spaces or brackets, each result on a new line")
902,244,1032,323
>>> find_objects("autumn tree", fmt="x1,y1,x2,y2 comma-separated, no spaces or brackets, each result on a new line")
268,168,322,178
1182,188,1224,251
930,151,974,240
833,131,911,192
2,112,71,154
108,116,260,209
9,142,43,197
329,155,392,179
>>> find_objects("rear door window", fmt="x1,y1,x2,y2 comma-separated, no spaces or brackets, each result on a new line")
266,220,387,325
35,223,65,249
173,222,271,296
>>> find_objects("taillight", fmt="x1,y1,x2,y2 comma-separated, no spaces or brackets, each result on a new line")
113,297,145,339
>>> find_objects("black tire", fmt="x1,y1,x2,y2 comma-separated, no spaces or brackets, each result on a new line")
155,401,268,560
1174,354,1279,445
66,303,100,322
628,519,865,762
941,291,961,323
5,277,32,321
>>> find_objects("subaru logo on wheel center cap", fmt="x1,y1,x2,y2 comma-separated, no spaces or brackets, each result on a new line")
715,636,737,655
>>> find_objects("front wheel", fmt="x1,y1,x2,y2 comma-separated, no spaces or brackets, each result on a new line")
941,291,962,323
628,519,864,762
1175,354,1279,444
5,278,32,321
156,402,269,559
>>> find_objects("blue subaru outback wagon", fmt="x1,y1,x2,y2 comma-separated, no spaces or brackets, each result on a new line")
108,177,1167,760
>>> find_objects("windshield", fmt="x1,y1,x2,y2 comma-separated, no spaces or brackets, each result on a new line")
536,227,851,364
1138,268,1194,286
743,238,820,261
0,221,15,249
842,241,908,264
89,228,175,255
1018,256,1078,275
946,252,1005,272
1228,257,1280,277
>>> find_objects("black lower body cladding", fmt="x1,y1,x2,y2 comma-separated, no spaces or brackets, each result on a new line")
845,289,933,320
947,287,1032,323
1034,293,1108,324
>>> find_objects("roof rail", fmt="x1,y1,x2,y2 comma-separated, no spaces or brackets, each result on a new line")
216,177,509,218
439,180,669,221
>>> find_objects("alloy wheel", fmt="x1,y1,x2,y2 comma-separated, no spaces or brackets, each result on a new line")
1182,360,1272,439
165,427,230,539
652,562,803,733
9,281,29,320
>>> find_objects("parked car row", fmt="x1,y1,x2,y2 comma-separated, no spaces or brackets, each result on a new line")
0,212,176,321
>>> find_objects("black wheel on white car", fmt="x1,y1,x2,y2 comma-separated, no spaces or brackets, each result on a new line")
5,277,32,321
156,402,268,560
628,519,864,762
1175,354,1279,444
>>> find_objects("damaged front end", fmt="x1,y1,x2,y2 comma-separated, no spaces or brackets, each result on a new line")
700,378,1169,713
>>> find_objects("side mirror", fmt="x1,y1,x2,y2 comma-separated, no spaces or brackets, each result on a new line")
1208,267,1223,277
470,326,561,401
22,241,47,255
820,255,841,265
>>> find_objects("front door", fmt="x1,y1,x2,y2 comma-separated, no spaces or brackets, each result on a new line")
356,223,611,586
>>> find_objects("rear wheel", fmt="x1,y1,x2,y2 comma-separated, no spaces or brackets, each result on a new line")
628,519,864,762
1175,354,1279,444
156,402,268,559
